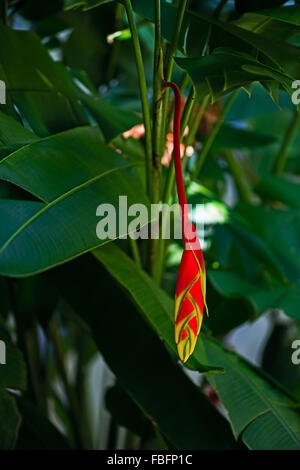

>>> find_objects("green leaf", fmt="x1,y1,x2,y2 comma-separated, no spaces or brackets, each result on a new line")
132,0,300,78
0,25,139,140
0,126,149,276
208,268,300,321
16,396,70,450
255,175,300,208
0,111,38,147
54,254,236,450
105,384,154,439
131,0,300,102
209,123,276,150
234,12,300,43
256,5,300,26
176,48,293,102
211,214,287,283
93,243,221,373
64,0,114,10
234,203,300,283
204,337,300,449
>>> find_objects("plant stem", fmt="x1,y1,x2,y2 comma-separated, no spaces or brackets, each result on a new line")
28,326,48,413
221,149,255,203
129,236,142,268
191,89,239,180
163,72,189,153
162,86,195,207
152,0,163,204
153,86,195,284
149,0,163,276
49,319,86,449
181,94,210,174
105,3,124,82
185,95,209,149
160,0,188,156
124,0,153,201
272,110,300,176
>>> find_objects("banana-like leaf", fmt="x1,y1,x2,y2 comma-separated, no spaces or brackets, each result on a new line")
176,48,293,102
0,126,149,276
131,0,300,102
64,0,115,10
54,254,236,450
256,5,300,26
204,337,300,449
0,25,140,140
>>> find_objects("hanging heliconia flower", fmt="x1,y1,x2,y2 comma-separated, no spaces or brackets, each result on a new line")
163,81,208,363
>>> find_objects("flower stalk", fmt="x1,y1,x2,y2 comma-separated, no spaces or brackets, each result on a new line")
124,0,154,201
163,82,208,362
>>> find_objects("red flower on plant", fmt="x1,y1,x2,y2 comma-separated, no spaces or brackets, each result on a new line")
163,81,208,362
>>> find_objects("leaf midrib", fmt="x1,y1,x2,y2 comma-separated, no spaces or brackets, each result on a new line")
0,162,141,256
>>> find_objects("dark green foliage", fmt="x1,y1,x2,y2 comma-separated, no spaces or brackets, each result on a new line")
0,0,299,451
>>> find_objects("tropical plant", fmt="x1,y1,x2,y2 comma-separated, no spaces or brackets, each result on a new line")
0,0,299,450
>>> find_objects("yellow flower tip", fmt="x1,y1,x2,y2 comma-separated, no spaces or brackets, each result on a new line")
176,331,197,363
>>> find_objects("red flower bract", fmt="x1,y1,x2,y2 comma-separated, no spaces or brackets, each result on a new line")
163,81,208,363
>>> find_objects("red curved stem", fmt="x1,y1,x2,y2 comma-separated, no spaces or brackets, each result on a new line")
163,81,188,234
163,82,187,209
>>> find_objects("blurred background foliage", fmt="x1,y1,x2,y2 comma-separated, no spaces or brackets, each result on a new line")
0,0,299,450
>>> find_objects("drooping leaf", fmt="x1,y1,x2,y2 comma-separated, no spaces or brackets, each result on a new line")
176,48,293,102
204,337,300,449
208,123,276,150
64,0,115,10
54,254,237,450
256,5,300,26
255,175,300,208
0,126,149,276
0,111,38,147
0,25,140,140
105,383,154,439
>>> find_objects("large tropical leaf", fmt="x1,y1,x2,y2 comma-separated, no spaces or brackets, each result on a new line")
0,126,149,276
176,48,293,101
204,337,300,449
130,0,300,102
64,0,115,10
209,123,276,150
255,175,300,209
0,25,139,140
54,253,237,450
256,5,300,26
208,268,300,321
209,202,300,321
